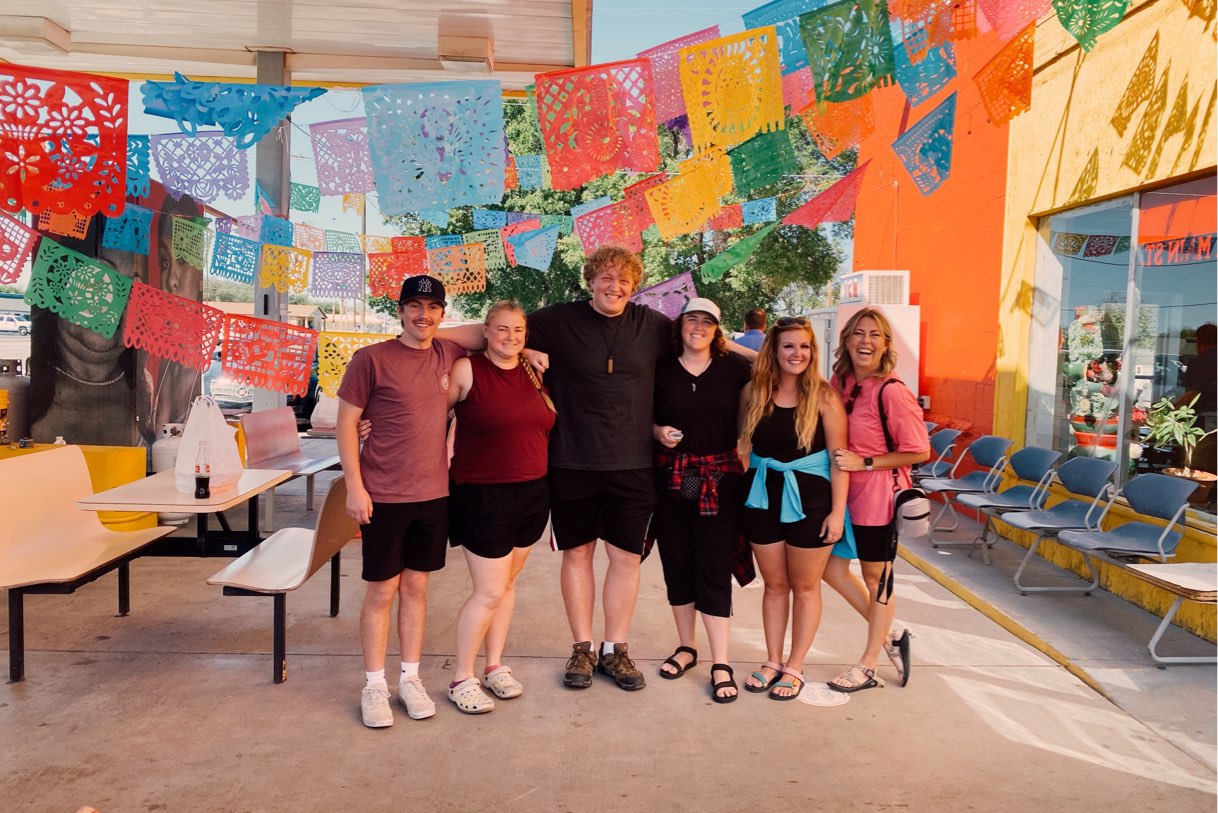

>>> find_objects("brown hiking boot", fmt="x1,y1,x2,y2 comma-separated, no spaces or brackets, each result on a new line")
564,641,597,689
597,643,646,691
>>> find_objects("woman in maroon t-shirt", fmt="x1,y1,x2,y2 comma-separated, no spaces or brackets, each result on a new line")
445,301,556,714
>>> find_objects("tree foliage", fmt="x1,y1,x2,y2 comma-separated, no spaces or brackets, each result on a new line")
374,97,855,327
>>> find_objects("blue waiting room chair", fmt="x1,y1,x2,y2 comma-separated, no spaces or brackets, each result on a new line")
921,435,1013,544
1005,457,1118,594
956,446,1063,564
913,428,963,482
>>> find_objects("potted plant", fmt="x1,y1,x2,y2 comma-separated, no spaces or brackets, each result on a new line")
1143,395,1218,504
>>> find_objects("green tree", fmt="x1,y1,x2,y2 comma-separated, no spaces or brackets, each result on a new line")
369,97,852,325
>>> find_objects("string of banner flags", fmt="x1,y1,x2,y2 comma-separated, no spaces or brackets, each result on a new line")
0,0,1133,395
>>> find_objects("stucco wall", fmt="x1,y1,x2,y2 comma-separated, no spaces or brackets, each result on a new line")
853,29,1012,436
995,0,1218,445
988,1,1217,630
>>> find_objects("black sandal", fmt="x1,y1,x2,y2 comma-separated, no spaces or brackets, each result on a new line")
710,664,738,704
659,646,698,680
885,629,912,687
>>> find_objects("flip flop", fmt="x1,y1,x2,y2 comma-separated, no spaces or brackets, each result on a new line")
744,660,782,693
768,667,805,701
709,664,738,704
659,646,698,680
885,629,912,688
827,664,883,694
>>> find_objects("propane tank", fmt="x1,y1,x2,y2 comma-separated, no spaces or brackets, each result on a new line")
0,359,30,443
151,423,191,525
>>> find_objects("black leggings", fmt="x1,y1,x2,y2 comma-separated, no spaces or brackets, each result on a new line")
650,473,743,618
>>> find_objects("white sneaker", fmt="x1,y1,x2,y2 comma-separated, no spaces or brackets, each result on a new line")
361,684,393,728
398,675,436,719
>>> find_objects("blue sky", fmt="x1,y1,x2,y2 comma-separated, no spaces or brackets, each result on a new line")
591,0,757,62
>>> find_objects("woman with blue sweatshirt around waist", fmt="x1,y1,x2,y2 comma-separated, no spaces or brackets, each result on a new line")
739,316,852,701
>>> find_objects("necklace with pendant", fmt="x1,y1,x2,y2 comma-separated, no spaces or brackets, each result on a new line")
595,306,626,374
680,356,711,391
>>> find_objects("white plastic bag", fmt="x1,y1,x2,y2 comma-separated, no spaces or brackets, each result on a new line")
174,395,244,495
310,388,339,433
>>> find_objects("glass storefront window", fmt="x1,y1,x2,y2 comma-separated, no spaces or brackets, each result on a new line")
1029,197,1134,465
1029,174,1217,515
1133,176,1217,493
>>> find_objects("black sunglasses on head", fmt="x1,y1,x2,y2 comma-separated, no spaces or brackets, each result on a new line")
775,316,811,328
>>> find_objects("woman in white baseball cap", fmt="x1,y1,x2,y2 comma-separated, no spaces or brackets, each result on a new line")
651,297,753,703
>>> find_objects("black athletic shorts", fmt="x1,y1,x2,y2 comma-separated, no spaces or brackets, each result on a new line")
360,498,448,581
742,468,835,549
449,477,549,559
851,523,895,563
549,467,657,555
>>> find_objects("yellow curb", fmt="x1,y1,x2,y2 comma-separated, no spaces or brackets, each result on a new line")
898,545,1110,700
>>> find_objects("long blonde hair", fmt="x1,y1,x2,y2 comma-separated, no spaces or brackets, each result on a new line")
832,307,898,386
741,318,827,453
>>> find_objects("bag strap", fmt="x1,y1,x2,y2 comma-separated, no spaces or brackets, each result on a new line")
519,354,557,414
875,378,902,490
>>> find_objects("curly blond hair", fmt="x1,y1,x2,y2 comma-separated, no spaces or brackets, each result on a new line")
582,245,644,290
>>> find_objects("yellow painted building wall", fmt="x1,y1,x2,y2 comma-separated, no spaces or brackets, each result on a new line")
993,0,1217,639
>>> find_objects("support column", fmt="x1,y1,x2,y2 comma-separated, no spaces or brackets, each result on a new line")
253,49,290,413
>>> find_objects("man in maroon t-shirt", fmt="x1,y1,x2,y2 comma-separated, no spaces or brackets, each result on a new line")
337,275,465,728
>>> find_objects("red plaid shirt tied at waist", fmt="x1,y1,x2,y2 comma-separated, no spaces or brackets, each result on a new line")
655,449,745,517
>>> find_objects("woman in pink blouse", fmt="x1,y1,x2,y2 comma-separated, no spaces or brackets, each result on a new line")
826,308,929,693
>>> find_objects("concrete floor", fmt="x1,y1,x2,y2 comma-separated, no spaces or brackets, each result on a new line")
2,463,1216,812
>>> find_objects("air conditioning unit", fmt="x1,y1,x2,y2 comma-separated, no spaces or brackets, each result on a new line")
837,270,910,306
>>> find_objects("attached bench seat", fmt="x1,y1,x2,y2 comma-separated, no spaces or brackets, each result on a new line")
1,446,174,681
240,406,341,529
1125,563,1217,666
207,475,357,683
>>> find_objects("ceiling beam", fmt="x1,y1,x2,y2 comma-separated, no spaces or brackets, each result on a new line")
571,0,592,67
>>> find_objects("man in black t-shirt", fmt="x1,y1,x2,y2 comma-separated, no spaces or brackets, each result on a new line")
438,246,756,692
527,246,670,691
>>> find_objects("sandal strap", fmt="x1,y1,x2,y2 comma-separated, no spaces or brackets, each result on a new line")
674,646,698,658
710,663,734,676
779,666,804,680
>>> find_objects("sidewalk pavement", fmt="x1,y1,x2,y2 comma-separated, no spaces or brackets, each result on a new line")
2,448,1215,811
898,514,1217,773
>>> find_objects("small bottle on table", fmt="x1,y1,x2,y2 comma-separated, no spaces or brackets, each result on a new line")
194,441,211,499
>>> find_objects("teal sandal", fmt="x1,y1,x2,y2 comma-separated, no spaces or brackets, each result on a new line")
768,667,805,701
744,660,782,693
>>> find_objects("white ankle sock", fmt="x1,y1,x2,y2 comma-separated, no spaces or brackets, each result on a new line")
365,669,387,689
401,662,420,679
601,641,622,657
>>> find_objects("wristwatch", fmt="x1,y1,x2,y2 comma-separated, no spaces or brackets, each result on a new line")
864,457,874,471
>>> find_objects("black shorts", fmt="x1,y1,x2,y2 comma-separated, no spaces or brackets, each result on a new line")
360,498,448,581
549,467,657,555
741,470,835,549
449,477,549,559
851,523,896,563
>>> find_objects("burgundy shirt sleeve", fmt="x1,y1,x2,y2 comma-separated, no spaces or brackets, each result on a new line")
435,337,466,369
336,347,373,410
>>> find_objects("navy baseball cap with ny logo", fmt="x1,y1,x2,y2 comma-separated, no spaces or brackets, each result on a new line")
399,274,447,307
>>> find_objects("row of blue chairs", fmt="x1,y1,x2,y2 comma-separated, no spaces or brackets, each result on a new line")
910,428,1200,590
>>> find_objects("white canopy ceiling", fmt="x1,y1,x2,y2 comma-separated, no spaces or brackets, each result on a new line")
0,0,591,89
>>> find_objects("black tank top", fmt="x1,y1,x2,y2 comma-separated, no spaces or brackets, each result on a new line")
749,405,832,520
751,405,827,461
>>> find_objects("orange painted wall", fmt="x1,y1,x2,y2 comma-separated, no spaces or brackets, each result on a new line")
852,29,1010,437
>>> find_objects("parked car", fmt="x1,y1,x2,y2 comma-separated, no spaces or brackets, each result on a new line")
202,349,253,414
0,313,30,336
